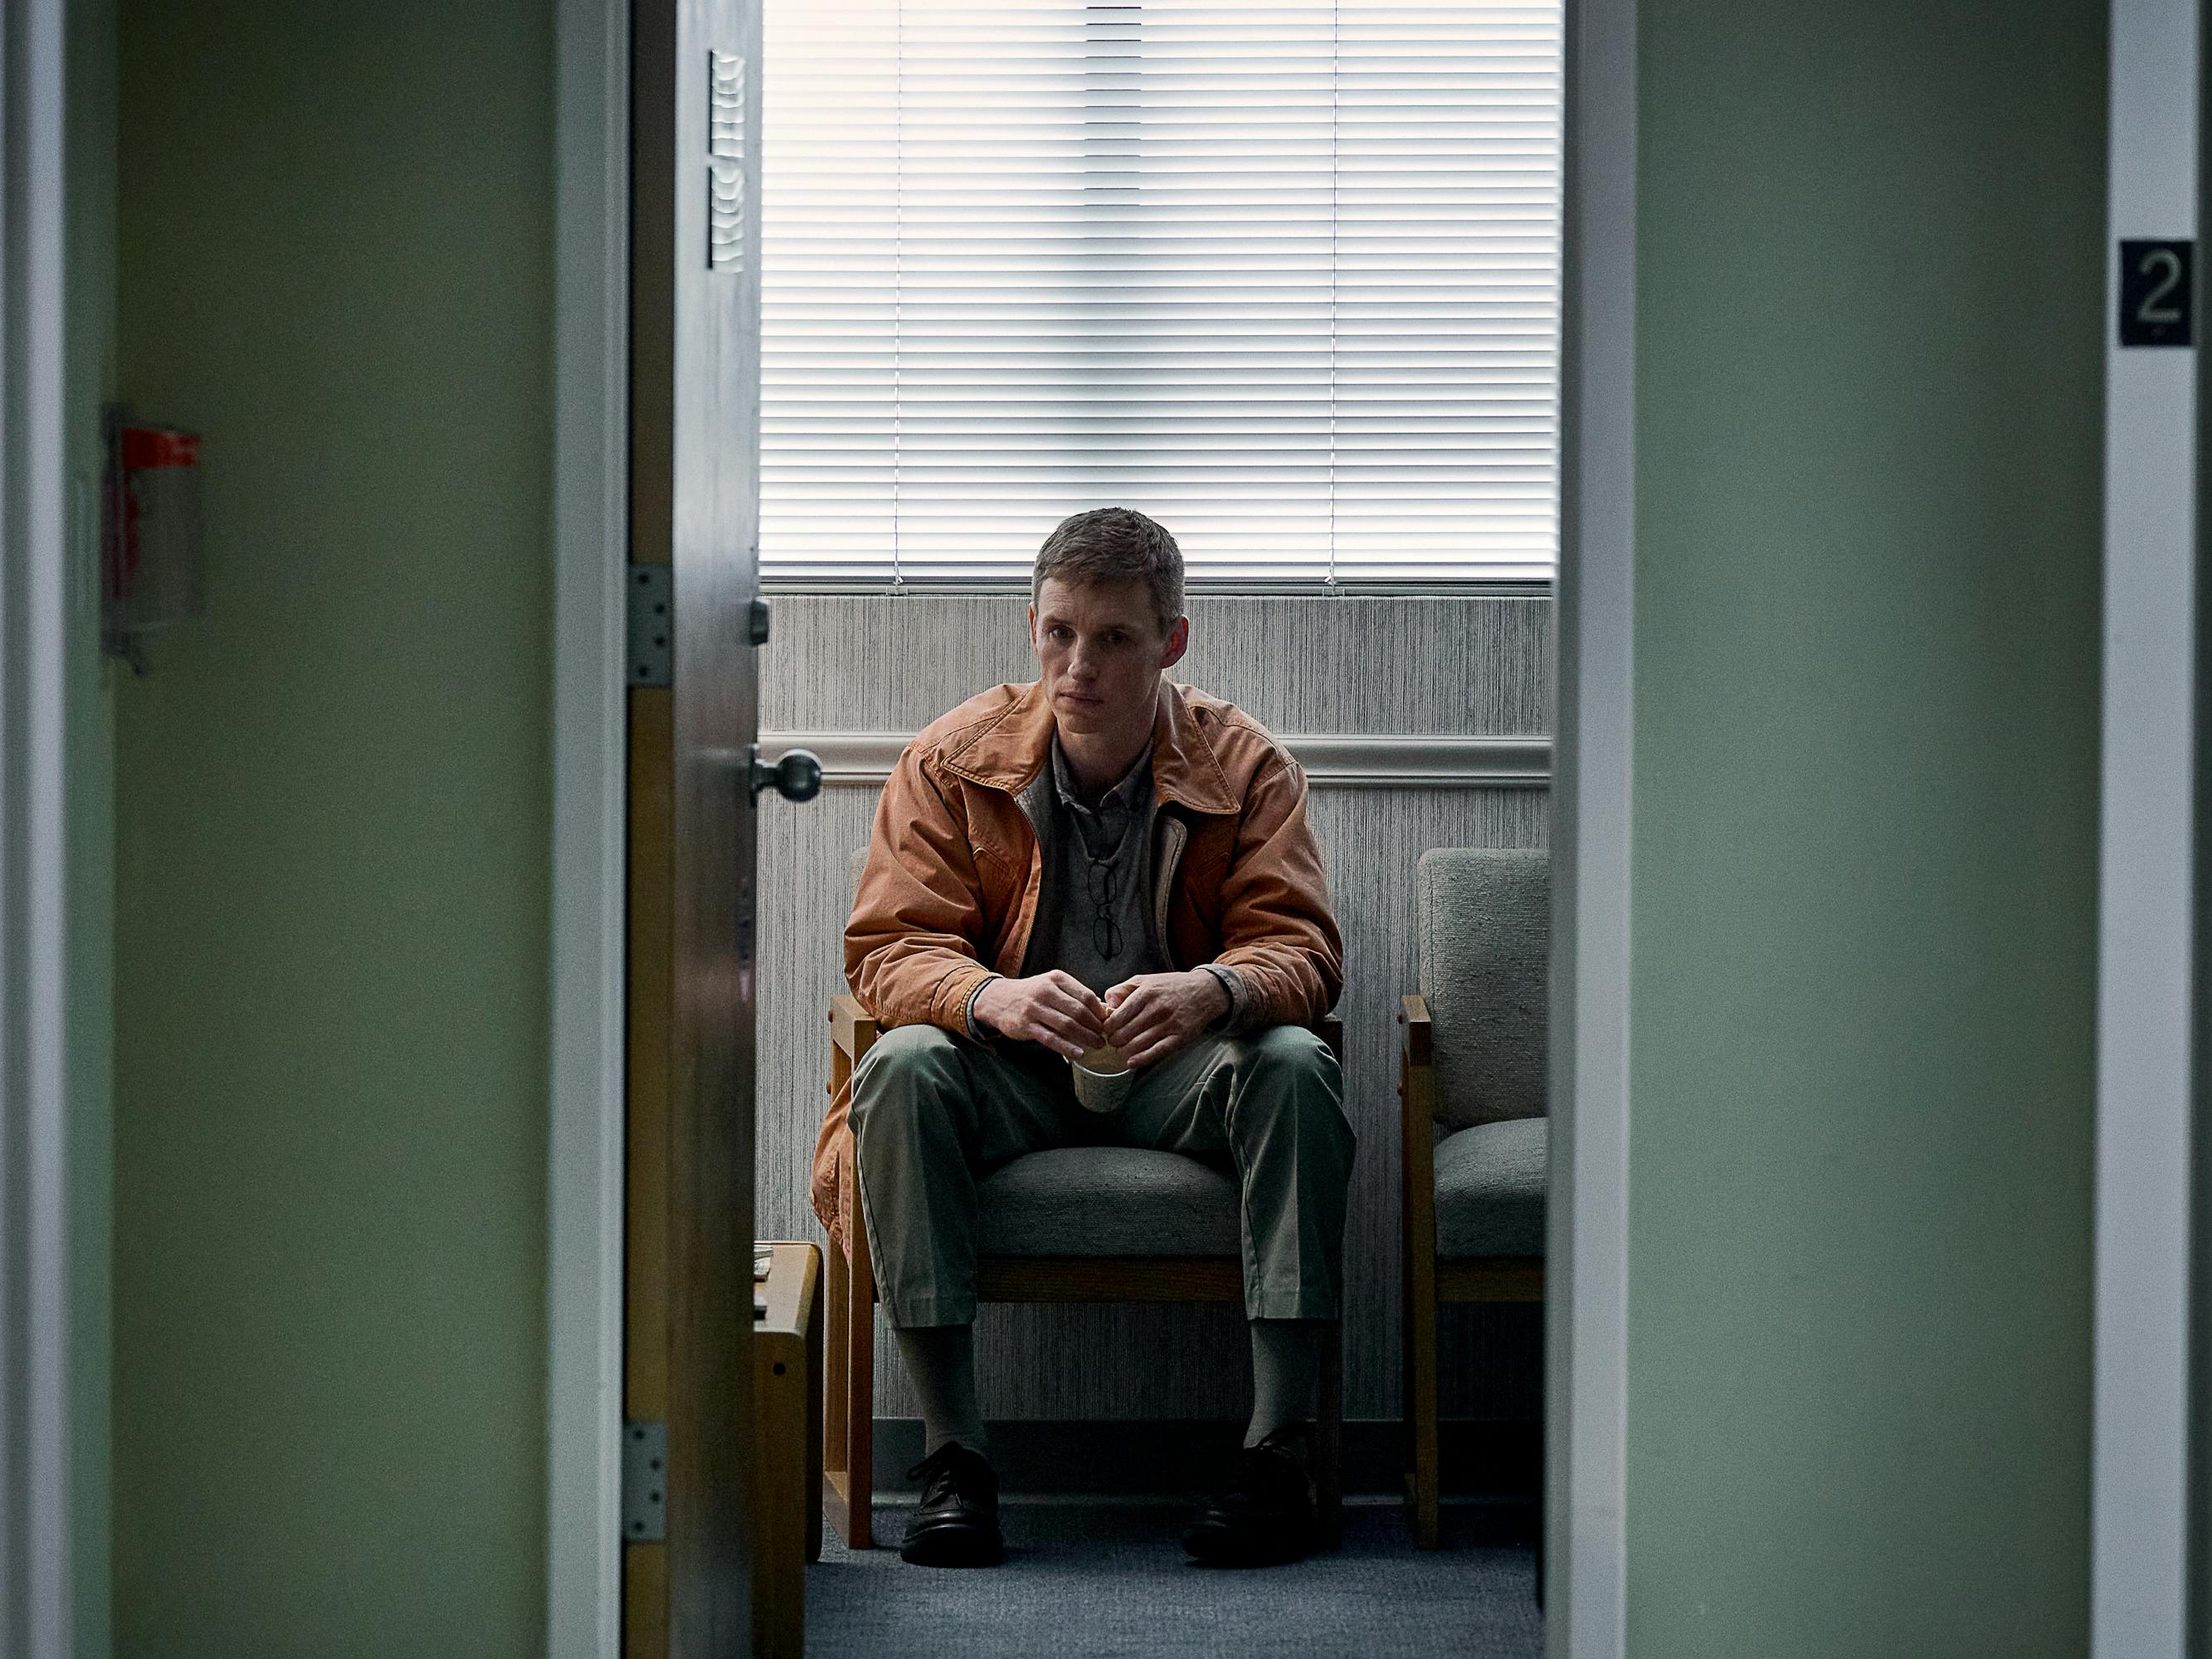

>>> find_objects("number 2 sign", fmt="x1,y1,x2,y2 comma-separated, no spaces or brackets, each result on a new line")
2121,239,2195,347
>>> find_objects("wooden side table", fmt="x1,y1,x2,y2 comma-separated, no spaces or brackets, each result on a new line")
753,1240,822,1659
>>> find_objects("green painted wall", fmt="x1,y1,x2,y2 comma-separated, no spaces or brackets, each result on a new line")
1627,2,2105,1653
68,0,117,1651
90,0,2112,1648
111,3,553,1652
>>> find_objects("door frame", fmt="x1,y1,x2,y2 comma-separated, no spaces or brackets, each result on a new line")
539,2,1640,1654
2094,0,2203,1653
0,0,74,1650
546,0,631,1652
1547,0,1635,1652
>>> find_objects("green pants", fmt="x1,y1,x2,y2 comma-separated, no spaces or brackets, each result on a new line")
849,1021,1356,1327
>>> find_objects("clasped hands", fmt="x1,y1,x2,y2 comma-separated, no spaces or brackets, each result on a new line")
972,968,1230,1068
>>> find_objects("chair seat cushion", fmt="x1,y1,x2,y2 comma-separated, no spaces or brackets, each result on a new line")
1435,1117,1547,1258
977,1147,1241,1258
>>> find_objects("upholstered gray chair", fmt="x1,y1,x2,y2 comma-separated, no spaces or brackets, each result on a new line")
824,848,1346,1550
1399,846,1548,1549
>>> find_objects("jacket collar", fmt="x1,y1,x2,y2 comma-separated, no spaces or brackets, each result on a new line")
938,678,1241,815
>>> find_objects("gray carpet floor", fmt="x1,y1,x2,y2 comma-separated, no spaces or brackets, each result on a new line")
806,1501,1542,1658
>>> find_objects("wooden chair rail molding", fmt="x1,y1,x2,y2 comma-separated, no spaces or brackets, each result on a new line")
763,730,1551,790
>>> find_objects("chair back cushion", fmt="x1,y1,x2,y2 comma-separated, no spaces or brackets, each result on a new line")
1418,846,1549,1128
976,1147,1241,1258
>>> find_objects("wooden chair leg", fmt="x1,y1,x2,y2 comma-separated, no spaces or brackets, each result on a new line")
1400,1137,1417,1537
845,1168,876,1550
1399,1026,1444,1549
1407,1267,1441,1549
1317,1321,1344,1547
806,1244,826,1564
822,1172,879,1550
822,1224,855,1545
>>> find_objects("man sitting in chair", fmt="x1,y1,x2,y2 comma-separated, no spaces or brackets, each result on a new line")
810,505,1355,1569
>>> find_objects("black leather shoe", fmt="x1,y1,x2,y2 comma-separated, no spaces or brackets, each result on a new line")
1181,1424,1318,1565
899,1442,1004,1567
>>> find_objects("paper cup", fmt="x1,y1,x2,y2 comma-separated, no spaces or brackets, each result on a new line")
1070,1044,1134,1113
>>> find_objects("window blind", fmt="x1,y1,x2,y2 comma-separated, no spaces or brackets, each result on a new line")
759,1,1563,587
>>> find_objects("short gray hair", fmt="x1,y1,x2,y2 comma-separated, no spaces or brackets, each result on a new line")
1032,508,1184,639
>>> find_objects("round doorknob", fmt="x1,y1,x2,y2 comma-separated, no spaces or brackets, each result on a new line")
750,745,822,805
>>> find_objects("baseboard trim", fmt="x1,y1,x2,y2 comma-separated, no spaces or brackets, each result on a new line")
870,1418,1541,1501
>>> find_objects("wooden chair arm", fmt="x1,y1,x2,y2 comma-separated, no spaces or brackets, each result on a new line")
1401,994,1431,1067
1399,991,1439,1249
830,993,876,1063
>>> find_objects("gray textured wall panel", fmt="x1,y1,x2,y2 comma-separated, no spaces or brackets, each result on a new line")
763,593,1552,735
753,594,1552,1421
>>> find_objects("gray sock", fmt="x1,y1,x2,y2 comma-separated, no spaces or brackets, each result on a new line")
1246,1319,1325,1448
894,1321,988,1458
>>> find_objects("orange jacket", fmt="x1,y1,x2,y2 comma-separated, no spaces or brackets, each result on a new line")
811,675,1344,1251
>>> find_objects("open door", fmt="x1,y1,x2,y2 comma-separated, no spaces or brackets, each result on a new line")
623,0,791,1652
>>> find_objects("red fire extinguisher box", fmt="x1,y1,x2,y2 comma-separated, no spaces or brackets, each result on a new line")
104,417,204,668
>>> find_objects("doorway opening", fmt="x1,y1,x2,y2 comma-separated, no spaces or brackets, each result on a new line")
543,0,1636,1654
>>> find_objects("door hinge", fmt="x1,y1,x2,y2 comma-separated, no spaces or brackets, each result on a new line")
627,565,672,688
621,1419,668,1542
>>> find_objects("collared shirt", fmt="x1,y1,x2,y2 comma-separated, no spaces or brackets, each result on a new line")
1040,731,1166,998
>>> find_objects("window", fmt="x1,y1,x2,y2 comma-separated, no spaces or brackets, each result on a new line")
760,1,1563,590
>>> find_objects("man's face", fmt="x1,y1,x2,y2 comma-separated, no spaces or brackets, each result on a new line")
1029,576,1190,742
